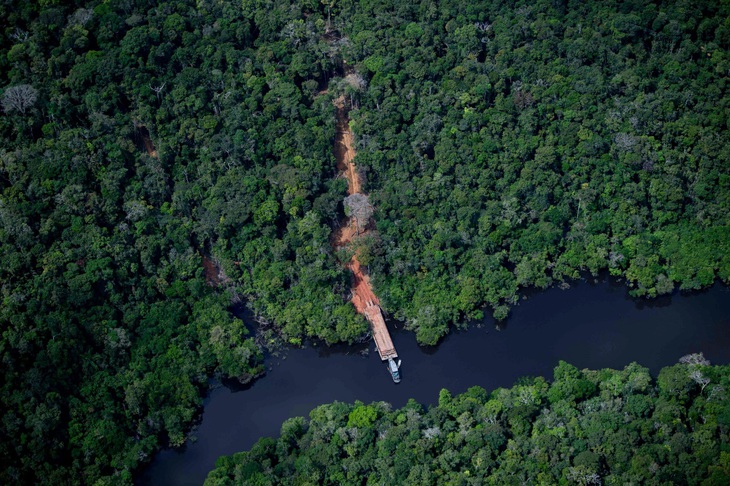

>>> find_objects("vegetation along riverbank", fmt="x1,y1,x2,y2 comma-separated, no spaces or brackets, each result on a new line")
206,357,730,485
0,0,728,483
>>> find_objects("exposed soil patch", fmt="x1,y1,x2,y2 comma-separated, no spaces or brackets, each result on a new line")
143,136,158,158
202,255,229,287
134,124,158,158
348,256,379,313
331,218,375,248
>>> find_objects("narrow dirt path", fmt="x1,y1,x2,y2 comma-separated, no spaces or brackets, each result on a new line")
331,96,378,314
333,96,360,195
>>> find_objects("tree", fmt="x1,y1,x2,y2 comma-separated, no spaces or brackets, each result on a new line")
680,353,711,392
679,353,711,366
343,193,373,234
2,84,37,114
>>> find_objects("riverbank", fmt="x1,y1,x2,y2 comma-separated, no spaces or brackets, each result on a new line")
139,279,730,485
207,357,730,485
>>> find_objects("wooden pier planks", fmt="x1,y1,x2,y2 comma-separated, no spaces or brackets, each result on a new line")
364,302,397,360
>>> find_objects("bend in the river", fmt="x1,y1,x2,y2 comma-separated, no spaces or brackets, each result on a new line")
139,279,730,486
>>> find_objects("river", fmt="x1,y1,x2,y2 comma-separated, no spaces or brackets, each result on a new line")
139,278,730,485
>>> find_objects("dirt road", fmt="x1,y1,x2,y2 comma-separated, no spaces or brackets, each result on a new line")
331,96,378,314
333,96,361,195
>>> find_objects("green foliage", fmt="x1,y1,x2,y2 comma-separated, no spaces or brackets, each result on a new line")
0,0,356,483
334,0,730,336
347,402,378,428
548,361,597,404
1,0,729,482
207,361,730,485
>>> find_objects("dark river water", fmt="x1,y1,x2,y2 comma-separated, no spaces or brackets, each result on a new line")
140,278,730,485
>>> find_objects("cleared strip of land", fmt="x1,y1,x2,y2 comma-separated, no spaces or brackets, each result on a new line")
331,96,397,361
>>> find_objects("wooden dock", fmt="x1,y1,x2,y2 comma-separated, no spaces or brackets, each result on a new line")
363,300,397,361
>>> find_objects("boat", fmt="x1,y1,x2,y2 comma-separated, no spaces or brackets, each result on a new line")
387,358,401,383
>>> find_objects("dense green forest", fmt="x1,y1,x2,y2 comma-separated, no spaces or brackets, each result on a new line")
207,357,730,485
341,0,730,343
1,0,729,483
